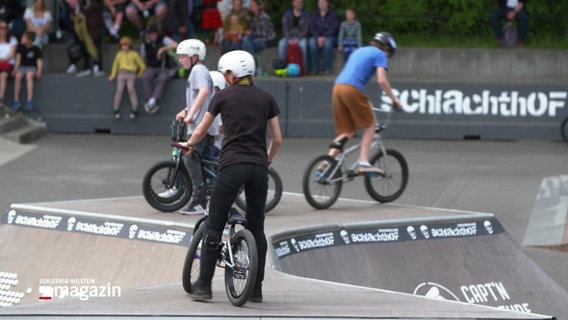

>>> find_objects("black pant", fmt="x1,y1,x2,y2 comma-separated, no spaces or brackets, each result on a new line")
199,163,268,288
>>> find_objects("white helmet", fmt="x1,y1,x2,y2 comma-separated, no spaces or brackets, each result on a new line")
218,50,255,78
209,71,227,90
176,39,206,60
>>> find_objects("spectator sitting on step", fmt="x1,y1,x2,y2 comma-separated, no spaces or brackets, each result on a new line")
23,0,52,48
11,31,43,111
125,0,167,38
221,13,244,52
0,19,17,105
102,0,130,43
490,0,529,47
241,0,275,56
140,23,178,114
277,0,309,72
164,0,195,42
308,0,339,75
64,0,105,78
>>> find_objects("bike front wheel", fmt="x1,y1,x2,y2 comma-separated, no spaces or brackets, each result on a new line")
182,220,205,294
302,155,343,209
234,167,283,213
142,161,193,212
561,117,568,143
224,229,258,307
364,148,409,203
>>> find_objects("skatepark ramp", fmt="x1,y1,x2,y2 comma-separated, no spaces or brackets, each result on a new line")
271,215,568,319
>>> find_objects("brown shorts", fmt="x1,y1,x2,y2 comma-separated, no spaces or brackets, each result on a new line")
332,83,374,134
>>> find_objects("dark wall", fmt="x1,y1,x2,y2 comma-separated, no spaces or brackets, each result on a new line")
4,75,568,141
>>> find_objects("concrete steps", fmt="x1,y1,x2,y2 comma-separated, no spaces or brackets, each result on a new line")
0,104,47,144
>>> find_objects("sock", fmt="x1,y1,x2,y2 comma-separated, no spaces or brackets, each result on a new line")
358,160,371,167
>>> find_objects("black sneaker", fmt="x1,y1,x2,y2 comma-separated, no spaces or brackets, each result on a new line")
249,284,262,303
190,281,212,301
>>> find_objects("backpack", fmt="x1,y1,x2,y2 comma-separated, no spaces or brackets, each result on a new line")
502,22,518,47
285,43,304,76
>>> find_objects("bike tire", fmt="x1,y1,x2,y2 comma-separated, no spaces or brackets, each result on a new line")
182,221,205,294
224,229,258,307
142,161,193,212
302,155,343,210
364,149,409,203
561,117,568,143
234,167,283,213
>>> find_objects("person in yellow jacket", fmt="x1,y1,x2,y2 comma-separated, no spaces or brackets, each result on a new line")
108,36,146,119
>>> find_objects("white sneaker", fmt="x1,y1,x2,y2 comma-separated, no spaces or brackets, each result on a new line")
66,64,77,74
76,69,91,77
93,65,104,77
180,204,207,215
158,188,177,198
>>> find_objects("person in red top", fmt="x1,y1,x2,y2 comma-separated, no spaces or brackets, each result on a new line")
202,0,223,45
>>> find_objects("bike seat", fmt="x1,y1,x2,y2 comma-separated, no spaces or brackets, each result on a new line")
227,208,247,226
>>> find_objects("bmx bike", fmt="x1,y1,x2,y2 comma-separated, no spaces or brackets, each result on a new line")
142,120,283,213
182,208,258,307
302,106,409,209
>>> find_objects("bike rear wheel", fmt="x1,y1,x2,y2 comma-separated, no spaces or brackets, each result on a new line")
364,149,409,203
182,220,205,294
302,155,343,209
561,117,568,143
142,161,193,212
224,229,258,307
234,167,283,213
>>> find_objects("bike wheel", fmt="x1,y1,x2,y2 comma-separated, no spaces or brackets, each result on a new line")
364,149,409,203
234,167,283,213
224,229,258,307
182,221,205,294
561,117,568,143
142,161,193,212
302,155,343,210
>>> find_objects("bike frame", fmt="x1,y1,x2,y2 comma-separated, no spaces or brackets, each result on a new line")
326,108,395,183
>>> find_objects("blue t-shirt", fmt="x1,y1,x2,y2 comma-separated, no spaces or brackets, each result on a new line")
334,45,388,92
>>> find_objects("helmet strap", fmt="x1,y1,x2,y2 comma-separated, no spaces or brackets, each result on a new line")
236,77,252,85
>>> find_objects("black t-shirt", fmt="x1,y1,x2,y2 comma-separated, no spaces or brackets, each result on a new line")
17,44,43,67
208,84,280,170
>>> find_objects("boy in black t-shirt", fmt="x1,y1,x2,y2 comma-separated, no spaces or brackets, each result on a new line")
11,31,43,111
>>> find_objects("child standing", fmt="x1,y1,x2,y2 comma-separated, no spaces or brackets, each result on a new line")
108,36,146,119
174,39,219,215
11,31,43,111
337,8,362,62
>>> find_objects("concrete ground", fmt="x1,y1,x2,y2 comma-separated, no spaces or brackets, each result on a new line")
0,133,567,304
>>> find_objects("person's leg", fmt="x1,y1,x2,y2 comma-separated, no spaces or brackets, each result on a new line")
125,4,143,31
241,34,254,54
329,84,355,158
243,164,268,297
125,72,138,114
141,67,156,101
490,7,508,41
182,137,210,212
516,9,529,44
25,71,34,101
322,36,336,73
13,71,23,105
298,38,308,74
277,38,287,60
113,72,127,113
153,1,168,21
308,36,318,74
193,164,245,298
0,71,8,101
152,68,170,101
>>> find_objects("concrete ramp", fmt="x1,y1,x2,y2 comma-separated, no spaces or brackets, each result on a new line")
0,208,191,307
273,216,568,318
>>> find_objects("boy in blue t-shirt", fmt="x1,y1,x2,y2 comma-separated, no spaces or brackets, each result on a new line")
330,31,402,175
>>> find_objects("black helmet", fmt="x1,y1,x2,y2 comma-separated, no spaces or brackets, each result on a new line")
373,32,397,56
